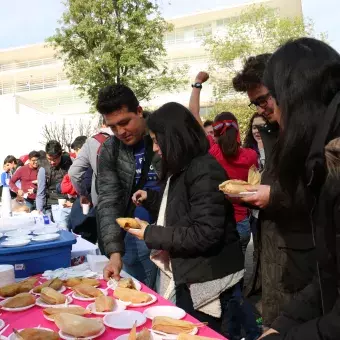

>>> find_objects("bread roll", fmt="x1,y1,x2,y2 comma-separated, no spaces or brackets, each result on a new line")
116,218,141,230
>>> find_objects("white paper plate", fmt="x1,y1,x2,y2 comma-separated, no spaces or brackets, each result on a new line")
5,235,32,241
36,295,73,308
143,306,186,320
72,288,108,301
30,285,66,296
151,327,198,339
4,229,31,237
0,239,30,247
32,233,60,242
0,297,35,312
107,278,142,291
8,328,55,340
119,293,157,307
59,326,105,340
86,299,127,315
0,319,5,330
33,227,59,235
104,310,147,330
42,304,84,322
226,191,257,198
115,332,156,340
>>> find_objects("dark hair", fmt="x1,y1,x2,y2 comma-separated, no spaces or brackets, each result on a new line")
45,140,62,157
39,150,46,158
3,155,17,165
233,54,272,92
243,113,267,151
71,136,87,151
28,151,40,159
264,37,340,193
16,159,24,167
203,120,213,128
96,84,139,115
214,112,239,158
147,102,209,179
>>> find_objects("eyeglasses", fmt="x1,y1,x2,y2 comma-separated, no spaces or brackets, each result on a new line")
248,93,271,111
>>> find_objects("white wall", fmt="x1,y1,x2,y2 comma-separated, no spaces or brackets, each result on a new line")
0,95,96,166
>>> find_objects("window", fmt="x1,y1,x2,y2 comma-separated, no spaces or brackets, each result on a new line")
194,24,212,41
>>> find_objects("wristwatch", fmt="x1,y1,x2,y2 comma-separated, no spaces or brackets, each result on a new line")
191,82,202,89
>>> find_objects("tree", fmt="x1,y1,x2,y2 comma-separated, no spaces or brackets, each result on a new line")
205,4,327,99
41,119,97,151
48,0,187,108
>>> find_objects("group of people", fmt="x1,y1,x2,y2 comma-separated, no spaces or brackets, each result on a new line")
1,36,340,340
0,122,113,242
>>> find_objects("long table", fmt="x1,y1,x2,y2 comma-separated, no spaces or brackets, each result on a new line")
0,277,226,339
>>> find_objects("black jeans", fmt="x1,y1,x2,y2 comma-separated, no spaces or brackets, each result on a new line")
176,283,260,340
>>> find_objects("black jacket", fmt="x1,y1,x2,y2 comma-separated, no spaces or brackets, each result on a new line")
143,153,244,285
265,92,340,340
96,135,161,257
266,171,340,339
45,154,72,206
246,123,315,325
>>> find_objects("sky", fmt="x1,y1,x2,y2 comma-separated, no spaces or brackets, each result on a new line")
0,0,339,51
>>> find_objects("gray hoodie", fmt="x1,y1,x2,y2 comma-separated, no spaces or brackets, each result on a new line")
69,128,113,206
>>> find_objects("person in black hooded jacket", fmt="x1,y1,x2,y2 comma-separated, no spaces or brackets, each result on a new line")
258,38,340,340
125,102,260,340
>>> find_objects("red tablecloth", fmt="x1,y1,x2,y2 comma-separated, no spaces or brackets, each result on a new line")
1,278,226,339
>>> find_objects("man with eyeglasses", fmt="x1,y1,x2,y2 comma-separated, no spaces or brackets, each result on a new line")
9,150,40,211
230,55,315,329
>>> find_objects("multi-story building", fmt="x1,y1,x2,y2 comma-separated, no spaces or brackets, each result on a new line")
0,0,302,161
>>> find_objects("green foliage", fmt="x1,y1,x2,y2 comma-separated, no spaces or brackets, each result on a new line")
48,0,187,109
205,99,252,139
205,4,327,99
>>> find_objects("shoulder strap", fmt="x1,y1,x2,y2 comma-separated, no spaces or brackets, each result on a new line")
92,132,110,156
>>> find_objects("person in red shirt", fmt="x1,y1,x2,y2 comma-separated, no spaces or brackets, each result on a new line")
189,71,258,254
209,112,258,253
9,151,40,211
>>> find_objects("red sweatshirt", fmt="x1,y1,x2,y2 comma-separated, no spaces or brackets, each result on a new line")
9,164,38,200
61,174,77,196
208,135,258,222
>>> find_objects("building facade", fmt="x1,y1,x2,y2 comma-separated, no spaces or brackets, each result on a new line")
0,0,302,161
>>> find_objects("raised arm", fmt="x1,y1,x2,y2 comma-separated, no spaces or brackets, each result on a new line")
189,71,210,127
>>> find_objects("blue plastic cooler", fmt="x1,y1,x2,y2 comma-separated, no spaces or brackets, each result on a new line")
0,231,77,278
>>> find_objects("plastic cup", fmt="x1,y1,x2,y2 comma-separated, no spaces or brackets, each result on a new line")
58,199,66,207
82,203,90,215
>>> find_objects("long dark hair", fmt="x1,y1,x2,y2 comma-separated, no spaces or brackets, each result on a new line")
214,112,239,158
147,102,209,180
264,37,340,194
243,113,266,152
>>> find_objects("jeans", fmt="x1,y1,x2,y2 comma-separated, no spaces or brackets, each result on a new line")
24,199,35,212
123,232,158,289
237,217,251,254
176,283,260,340
51,205,71,229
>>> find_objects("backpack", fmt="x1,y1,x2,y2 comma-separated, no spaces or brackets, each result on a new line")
92,132,110,195
92,132,111,157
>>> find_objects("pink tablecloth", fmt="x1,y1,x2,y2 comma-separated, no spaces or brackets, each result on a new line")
1,278,226,339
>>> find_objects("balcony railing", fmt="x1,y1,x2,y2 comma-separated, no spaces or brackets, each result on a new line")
0,74,69,95
0,57,59,72
32,95,86,108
